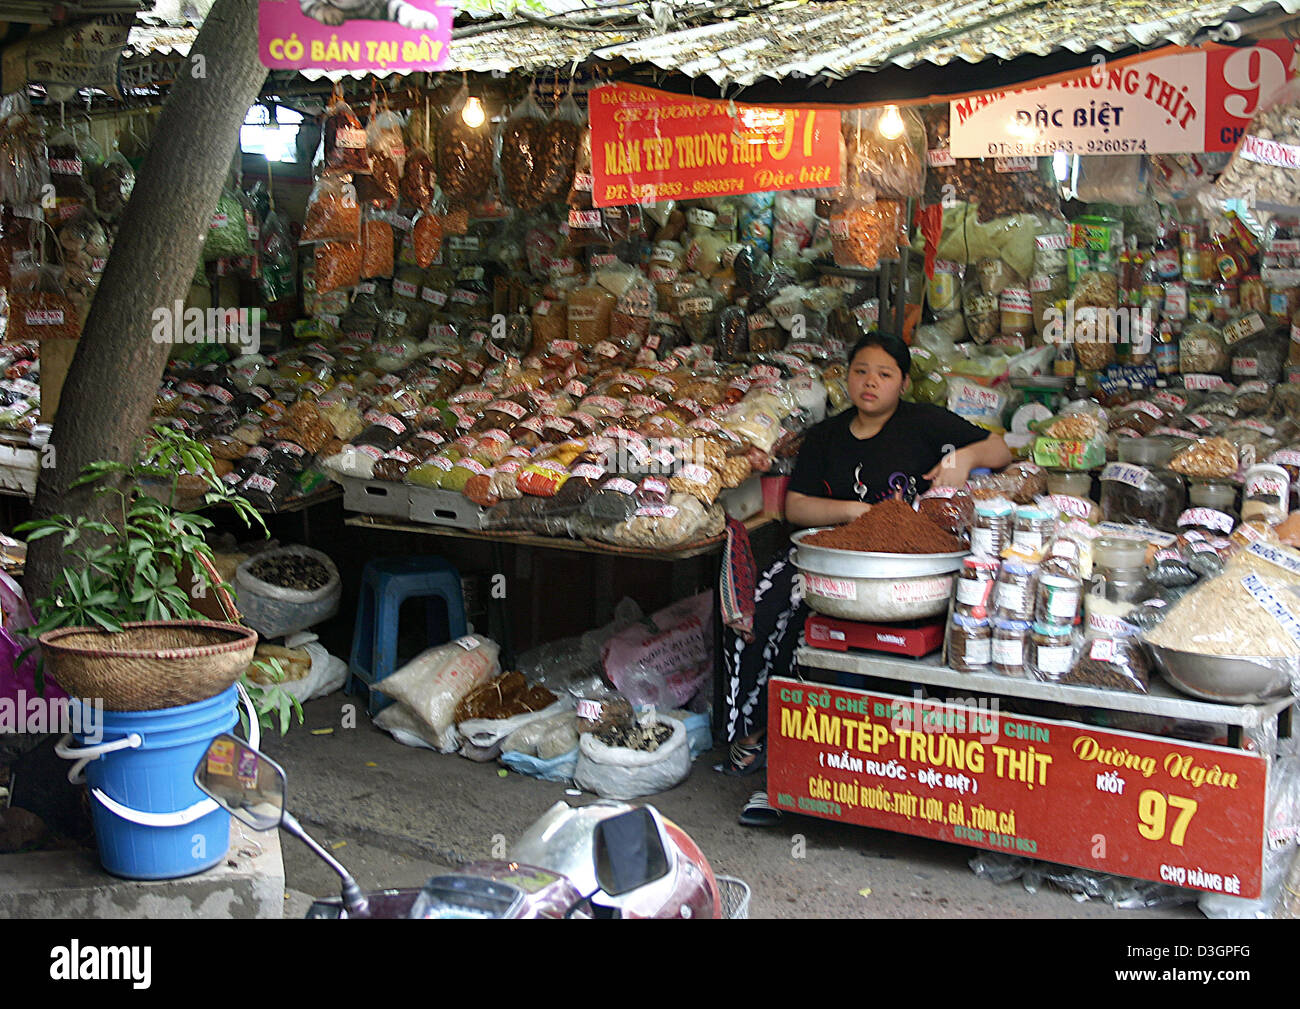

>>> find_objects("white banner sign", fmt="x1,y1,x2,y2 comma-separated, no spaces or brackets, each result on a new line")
950,51,1208,158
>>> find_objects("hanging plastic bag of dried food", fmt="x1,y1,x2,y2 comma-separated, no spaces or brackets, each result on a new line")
8,259,81,342
438,83,493,206
360,212,394,279
324,86,371,174
537,92,582,205
92,145,135,222
402,146,436,211
260,208,297,303
500,91,547,210
301,171,362,244
845,105,926,200
202,187,253,262
411,209,444,269
315,240,362,294
356,151,400,208
367,92,406,175
46,126,94,223
0,94,49,208
772,192,817,260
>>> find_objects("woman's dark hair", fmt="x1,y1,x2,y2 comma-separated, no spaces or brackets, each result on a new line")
847,332,911,376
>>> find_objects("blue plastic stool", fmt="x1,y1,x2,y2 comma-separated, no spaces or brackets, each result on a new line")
348,556,468,714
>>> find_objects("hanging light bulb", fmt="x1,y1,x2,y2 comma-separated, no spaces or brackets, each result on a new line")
462,96,486,129
878,104,904,140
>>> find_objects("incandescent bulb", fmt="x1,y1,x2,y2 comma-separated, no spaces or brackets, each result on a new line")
462,96,486,129
878,105,904,140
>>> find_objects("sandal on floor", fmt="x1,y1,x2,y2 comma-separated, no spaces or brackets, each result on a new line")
739,791,783,827
720,739,767,777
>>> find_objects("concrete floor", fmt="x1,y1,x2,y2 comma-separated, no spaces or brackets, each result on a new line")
262,694,1203,919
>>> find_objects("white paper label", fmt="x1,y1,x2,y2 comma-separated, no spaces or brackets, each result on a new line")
1102,462,1150,488
993,637,1025,666
806,574,858,601
1035,643,1075,675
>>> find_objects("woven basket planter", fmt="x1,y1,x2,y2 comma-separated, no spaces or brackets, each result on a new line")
39,620,257,712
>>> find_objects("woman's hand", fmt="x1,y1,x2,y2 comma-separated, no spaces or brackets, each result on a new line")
925,452,972,488
785,492,871,529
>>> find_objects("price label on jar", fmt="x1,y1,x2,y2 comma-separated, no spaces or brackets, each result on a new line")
1035,642,1075,675
1270,449,1300,467
1101,462,1151,488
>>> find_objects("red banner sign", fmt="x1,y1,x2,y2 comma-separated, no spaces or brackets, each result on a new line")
589,84,841,208
767,678,1268,897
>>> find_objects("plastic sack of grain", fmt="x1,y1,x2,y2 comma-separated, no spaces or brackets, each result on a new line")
374,635,500,752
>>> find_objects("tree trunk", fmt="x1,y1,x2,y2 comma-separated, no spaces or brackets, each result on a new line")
26,0,268,603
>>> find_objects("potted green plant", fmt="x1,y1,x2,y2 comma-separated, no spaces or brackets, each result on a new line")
18,424,303,733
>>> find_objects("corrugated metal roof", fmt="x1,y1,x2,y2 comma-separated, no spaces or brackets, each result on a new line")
124,0,1300,87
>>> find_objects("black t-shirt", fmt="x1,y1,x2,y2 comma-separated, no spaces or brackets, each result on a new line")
789,402,989,504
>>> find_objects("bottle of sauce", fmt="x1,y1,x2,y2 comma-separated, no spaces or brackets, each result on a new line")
1152,218,1181,280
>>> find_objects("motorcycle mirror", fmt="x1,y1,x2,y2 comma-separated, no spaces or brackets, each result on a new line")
193,733,287,832
592,808,670,897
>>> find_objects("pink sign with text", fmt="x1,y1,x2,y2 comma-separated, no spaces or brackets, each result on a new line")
258,0,451,72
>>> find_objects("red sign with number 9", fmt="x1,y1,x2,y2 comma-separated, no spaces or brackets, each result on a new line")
1205,40,1300,151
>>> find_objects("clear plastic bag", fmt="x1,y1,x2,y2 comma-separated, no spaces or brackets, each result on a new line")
402,147,437,211
203,187,253,262
360,213,394,279
438,83,493,206
324,87,371,174
92,146,135,221
843,106,926,200
0,94,48,208
366,94,407,175
376,635,501,753
500,92,547,211
538,94,582,205
1216,77,1300,213
301,171,361,244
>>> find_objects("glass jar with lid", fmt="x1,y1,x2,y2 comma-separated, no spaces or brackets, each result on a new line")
1084,536,1151,636
1012,505,1055,555
1029,622,1078,682
1100,456,1186,533
947,614,991,672
1046,469,1092,498
971,500,1014,558
954,556,1000,617
1041,537,1083,579
994,560,1037,621
1187,477,1237,517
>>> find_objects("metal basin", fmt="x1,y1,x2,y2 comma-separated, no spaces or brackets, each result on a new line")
1145,642,1294,705
791,528,968,622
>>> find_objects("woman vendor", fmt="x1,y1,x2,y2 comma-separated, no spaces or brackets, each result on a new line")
722,331,1012,826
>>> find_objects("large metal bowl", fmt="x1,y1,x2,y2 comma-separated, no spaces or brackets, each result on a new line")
1146,642,1294,705
791,528,968,622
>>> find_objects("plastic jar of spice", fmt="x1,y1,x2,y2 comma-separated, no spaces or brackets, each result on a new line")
947,614,991,672
1035,570,1083,625
1242,463,1291,524
992,619,1031,677
1176,505,1236,538
1100,460,1185,533
1041,537,1082,579
1012,505,1055,554
971,499,1014,558
994,560,1037,621
1029,622,1077,682
954,557,1000,617
1084,536,1150,636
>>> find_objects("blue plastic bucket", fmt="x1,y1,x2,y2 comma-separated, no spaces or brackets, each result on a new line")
74,686,239,880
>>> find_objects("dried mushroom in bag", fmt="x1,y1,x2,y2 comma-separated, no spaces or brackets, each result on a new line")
537,95,582,204
438,84,493,206
402,147,436,210
500,93,547,210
